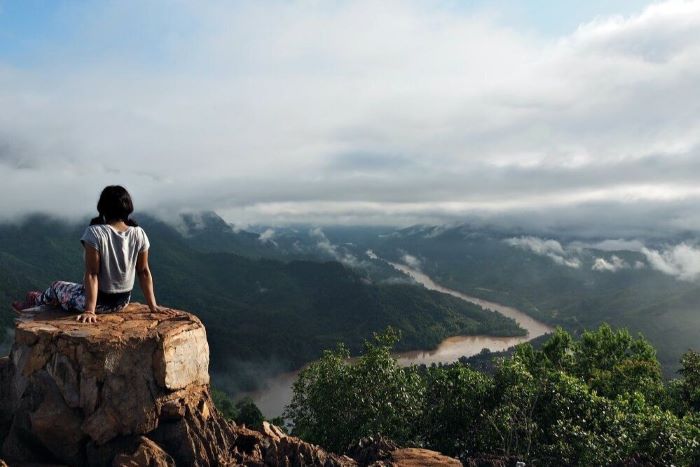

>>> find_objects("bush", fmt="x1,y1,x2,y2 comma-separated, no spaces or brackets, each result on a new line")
285,324,700,465
421,364,493,457
211,389,264,428
285,328,425,452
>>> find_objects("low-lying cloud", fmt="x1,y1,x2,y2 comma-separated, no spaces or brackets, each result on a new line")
592,255,629,272
641,244,700,281
401,254,422,269
507,234,700,281
310,227,367,269
505,237,582,268
258,228,277,246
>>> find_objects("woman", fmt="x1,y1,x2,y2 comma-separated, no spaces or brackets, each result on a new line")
12,185,167,323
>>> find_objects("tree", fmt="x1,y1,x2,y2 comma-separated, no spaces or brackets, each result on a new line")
285,328,425,453
211,390,264,428
485,357,540,459
422,363,493,457
234,397,265,428
212,387,237,420
284,324,700,464
678,351,700,412
572,324,661,401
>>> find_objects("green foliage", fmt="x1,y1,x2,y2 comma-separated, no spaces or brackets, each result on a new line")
285,328,425,452
211,389,264,428
678,351,700,412
212,388,238,420
367,226,700,377
516,325,664,403
486,357,541,458
668,350,700,417
421,364,493,456
573,324,660,398
287,325,700,465
233,397,265,428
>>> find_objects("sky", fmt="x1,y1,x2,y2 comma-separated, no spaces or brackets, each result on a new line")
1,0,699,234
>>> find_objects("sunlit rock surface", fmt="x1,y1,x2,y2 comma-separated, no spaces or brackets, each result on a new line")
0,304,226,465
348,437,462,467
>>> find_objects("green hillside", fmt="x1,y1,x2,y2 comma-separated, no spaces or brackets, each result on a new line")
0,215,523,392
358,226,700,375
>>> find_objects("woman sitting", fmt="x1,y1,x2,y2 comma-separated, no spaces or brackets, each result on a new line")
12,185,169,323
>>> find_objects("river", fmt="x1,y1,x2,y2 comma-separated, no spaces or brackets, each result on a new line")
246,262,553,418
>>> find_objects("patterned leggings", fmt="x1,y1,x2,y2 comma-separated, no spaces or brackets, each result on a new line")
36,281,130,313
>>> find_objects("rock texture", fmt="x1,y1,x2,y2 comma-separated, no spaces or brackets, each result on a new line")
348,437,462,467
0,303,459,466
388,448,462,467
0,303,220,465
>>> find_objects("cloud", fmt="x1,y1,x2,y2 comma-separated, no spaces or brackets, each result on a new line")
401,253,422,269
508,235,700,279
507,236,700,279
258,228,277,245
310,227,367,268
587,239,647,252
592,255,629,272
641,243,700,281
310,227,338,257
506,236,581,268
2,1,700,232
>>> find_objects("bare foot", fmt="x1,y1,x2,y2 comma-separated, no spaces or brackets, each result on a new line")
12,292,44,313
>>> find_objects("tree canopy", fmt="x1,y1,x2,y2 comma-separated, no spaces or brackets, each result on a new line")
285,325,700,465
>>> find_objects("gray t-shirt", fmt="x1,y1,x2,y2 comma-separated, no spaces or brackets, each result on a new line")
80,225,150,293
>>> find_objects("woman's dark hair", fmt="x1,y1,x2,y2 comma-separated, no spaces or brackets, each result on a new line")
89,185,139,226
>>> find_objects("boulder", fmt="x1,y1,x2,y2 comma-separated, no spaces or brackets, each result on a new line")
0,303,219,466
347,437,462,467
387,448,462,467
106,436,175,467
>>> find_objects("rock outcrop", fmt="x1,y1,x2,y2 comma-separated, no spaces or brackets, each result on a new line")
0,303,459,466
348,437,461,467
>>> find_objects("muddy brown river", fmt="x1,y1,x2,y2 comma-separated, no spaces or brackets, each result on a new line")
246,262,553,418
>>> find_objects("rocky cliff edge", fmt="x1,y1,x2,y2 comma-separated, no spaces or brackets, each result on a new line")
0,303,460,467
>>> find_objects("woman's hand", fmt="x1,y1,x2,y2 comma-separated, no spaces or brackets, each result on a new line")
76,310,98,324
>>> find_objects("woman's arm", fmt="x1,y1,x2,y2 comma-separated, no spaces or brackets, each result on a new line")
136,251,178,316
136,250,159,312
78,244,100,324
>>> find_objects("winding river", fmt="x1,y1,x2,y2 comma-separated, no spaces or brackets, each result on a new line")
246,262,553,418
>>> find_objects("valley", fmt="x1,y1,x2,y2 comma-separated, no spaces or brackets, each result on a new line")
247,260,553,418
2,211,698,400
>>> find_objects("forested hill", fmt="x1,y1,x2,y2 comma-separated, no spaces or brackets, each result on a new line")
357,225,700,375
0,214,523,391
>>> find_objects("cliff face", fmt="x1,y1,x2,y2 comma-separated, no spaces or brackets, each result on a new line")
0,304,459,467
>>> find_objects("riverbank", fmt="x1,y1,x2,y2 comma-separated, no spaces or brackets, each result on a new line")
247,262,553,418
